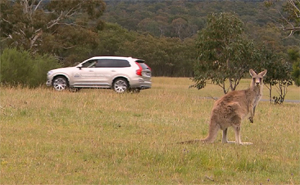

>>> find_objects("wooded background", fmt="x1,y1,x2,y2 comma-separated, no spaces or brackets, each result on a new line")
0,0,299,98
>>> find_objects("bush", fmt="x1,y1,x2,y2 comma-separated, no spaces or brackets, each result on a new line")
0,48,61,87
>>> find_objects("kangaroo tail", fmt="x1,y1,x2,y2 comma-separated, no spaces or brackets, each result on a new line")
177,139,202,144
202,119,220,143
178,118,220,145
177,138,215,144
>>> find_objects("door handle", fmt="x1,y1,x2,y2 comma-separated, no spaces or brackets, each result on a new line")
111,70,116,72
89,70,94,72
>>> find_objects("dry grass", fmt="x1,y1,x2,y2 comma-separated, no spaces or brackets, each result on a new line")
0,77,299,184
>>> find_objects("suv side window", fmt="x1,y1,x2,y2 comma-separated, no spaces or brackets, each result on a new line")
82,60,97,68
96,59,131,68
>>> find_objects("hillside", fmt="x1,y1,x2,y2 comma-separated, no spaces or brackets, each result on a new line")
102,1,281,40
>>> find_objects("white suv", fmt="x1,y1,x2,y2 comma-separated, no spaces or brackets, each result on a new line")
46,56,152,93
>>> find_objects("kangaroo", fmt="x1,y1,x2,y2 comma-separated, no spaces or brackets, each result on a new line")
180,69,267,145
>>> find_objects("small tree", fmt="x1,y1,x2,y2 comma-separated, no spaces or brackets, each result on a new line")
260,48,293,104
191,12,260,94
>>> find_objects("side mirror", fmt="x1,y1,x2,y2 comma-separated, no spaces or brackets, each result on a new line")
77,65,82,70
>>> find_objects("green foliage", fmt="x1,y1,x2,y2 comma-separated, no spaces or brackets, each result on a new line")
265,0,300,36
100,0,299,78
103,0,278,39
97,23,136,56
288,48,300,86
97,23,197,76
0,0,105,64
260,47,293,104
120,34,196,77
281,0,300,35
0,48,61,87
192,12,259,94
292,61,300,86
0,0,299,79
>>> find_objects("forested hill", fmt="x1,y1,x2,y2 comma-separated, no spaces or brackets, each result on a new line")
101,0,281,40
1,0,298,80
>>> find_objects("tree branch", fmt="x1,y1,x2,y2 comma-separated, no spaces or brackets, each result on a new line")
34,0,44,12
30,29,42,49
46,11,64,29
287,0,300,16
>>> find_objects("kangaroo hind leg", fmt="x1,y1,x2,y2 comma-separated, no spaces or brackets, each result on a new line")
234,126,253,145
222,128,235,144
230,114,252,145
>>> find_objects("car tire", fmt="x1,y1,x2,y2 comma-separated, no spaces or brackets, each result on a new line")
53,76,68,91
113,78,128,93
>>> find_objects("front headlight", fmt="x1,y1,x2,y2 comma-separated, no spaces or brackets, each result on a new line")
47,71,53,76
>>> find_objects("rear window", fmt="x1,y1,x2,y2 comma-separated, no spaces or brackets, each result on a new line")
136,60,150,70
96,59,131,68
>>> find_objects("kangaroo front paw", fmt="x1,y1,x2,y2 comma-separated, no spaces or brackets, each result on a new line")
249,117,253,123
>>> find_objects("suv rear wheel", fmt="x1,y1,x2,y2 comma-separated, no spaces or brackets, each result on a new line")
113,78,128,93
53,76,68,91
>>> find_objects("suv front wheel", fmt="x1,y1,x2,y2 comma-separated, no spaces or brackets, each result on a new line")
113,78,128,93
53,76,68,91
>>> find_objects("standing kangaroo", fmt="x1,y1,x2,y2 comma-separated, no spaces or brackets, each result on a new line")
180,69,267,145
202,69,267,145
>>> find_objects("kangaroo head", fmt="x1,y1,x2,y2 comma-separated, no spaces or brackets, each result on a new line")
249,69,267,87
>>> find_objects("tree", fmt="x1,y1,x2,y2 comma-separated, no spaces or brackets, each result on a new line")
95,23,196,77
171,18,187,40
0,0,106,59
115,32,196,77
138,18,161,37
265,0,300,36
191,12,260,94
260,47,293,104
281,0,300,36
97,23,136,56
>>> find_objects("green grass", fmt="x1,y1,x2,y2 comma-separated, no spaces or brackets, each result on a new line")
1,77,299,184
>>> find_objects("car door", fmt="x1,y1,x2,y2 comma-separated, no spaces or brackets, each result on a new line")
92,59,116,86
73,59,103,87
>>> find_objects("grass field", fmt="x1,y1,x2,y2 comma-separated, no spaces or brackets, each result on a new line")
0,77,299,184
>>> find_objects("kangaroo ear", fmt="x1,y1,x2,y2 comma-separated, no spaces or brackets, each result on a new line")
259,69,267,77
249,69,257,77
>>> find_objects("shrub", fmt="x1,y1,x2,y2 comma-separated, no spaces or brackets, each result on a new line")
0,48,61,87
